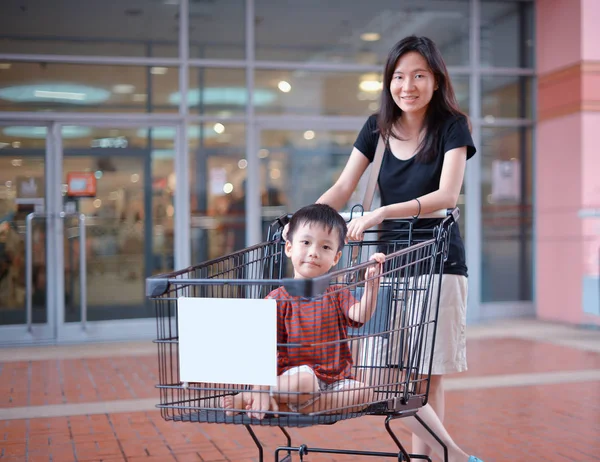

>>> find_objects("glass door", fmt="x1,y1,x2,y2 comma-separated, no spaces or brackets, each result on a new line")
0,123,54,344
57,125,176,341
0,122,177,345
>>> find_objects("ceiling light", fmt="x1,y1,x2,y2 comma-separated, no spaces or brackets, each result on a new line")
169,88,275,106
112,84,135,94
359,77,383,92
3,126,91,139
0,63,11,70
213,123,225,134
0,84,109,104
137,126,214,140
93,199,102,208
258,149,269,158
151,67,168,75
278,81,292,93
223,183,234,194
35,90,86,101
303,130,315,140
238,159,248,169
360,32,381,42
132,93,147,102
130,174,140,183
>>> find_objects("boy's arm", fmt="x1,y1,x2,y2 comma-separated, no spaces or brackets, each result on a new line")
348,253,385,324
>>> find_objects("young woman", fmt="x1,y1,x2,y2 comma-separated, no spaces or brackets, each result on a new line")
317,35,476,459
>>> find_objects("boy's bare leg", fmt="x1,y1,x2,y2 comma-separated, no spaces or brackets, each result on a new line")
274,372,321,409
301,382,374,414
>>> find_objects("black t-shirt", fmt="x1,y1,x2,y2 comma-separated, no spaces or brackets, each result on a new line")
354,114,476,276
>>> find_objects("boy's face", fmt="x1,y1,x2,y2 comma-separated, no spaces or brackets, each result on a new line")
285,221,342,279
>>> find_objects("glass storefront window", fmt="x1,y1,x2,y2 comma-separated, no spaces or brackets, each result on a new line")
255,69,382,117
254,70,469,117
0,0,179,57
481,126,533,302
188,68,247,116
255,0,470,66
482,76,533,119
481,0,534,68
189,123,246,262
258,129,358,212
189,0,245,59
0,63,178,113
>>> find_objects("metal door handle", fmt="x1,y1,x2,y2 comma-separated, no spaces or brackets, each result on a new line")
61,212,87,330
25,212,51,333
25,212,87,333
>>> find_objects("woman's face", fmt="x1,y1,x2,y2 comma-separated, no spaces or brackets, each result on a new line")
389,51,437,117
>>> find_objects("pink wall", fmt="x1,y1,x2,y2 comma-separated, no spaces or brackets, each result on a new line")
536,115,583,324
536,0,600,326
582,0,600,61
537,0,581,74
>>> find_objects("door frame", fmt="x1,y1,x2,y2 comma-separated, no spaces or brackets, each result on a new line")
0,119,188,345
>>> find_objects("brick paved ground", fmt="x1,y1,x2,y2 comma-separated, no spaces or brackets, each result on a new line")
1,321,599,462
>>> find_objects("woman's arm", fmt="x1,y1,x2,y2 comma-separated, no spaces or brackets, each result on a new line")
346,147,467,240
317,148,371,211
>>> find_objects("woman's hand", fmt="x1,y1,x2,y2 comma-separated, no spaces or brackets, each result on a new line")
346,208,385,241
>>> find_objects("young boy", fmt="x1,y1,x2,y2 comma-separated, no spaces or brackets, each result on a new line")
222,203,385,418
220,204,485,462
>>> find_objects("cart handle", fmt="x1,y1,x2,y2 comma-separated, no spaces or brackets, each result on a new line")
339,207,459,222
269,207,459,240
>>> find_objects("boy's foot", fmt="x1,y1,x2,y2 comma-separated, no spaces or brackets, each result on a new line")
220,393,244,416
246,391,279,419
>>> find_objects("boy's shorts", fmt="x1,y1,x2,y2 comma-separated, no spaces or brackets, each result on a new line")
278,365,361,411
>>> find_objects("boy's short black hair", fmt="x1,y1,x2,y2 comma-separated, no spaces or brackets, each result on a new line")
287,204,347,251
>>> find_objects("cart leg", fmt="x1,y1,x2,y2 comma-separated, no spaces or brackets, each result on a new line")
277,427,293,461
244,425,263,462
384,415,413,461
413,413,448,462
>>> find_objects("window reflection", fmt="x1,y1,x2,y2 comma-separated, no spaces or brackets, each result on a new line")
189,124,246,262
481,1,534,68
481,126,533,302
255,0,470,66
482,76,533,119
0,63,178,113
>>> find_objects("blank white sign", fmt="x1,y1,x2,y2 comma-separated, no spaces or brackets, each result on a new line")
177,297,278,386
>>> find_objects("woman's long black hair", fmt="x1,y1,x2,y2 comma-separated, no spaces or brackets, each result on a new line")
377,35,468,163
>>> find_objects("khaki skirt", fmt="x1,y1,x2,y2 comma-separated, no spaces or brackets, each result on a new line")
356,274,468,379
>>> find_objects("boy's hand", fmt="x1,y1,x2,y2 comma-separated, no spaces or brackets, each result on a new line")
365,252,385,279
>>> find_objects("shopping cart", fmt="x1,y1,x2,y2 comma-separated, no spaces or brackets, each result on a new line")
147,207,459,462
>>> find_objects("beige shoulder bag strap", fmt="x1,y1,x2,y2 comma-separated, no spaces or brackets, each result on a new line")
361,135,385,211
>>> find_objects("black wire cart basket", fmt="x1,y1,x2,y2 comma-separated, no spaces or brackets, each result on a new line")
147,207,460,462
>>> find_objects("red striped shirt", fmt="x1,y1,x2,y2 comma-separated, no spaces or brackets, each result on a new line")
267,286,361,384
